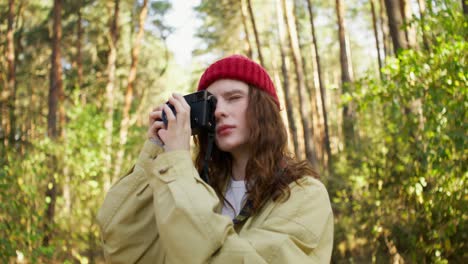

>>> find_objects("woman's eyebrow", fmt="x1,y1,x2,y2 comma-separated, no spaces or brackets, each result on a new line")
221,89,247,97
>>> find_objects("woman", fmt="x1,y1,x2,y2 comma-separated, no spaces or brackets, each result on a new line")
97,55,333,263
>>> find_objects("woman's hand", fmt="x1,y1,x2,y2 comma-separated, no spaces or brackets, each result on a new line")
148,93,191,152
147,105,165,147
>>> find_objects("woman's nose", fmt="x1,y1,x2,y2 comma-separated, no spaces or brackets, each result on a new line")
214,100,226,121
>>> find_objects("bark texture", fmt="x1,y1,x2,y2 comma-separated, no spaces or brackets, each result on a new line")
114,0,149,180
44,0,63,247
246,0,264,66
104,0,120,190
276,0,300,158
306,0,332,169
282,0,317,164
384,0,409,52
336,0,356,149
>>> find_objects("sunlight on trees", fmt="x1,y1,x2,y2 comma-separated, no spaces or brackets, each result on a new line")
0,0,466,262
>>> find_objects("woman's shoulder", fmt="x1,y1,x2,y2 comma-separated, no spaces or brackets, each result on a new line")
270,176,332,216
290,176,329,198
265,176,333,243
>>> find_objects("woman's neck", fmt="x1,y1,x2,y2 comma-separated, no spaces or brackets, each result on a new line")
231,153,249,181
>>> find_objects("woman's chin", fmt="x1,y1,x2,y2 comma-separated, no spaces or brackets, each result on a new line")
216,140,237,152
217,144,235,153
216,141,249,156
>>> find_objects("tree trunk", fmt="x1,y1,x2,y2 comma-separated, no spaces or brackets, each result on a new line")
15,3,27,146
14,1,25,144
104,0,120,191
417,0,430,50
246,0,264,66
282,0,317,165
384,0,408,52
400,0,417,49
379,0,391,56
276,0,300,158
114,0,148,180
293,1,322,164
0,75,3,151
464,0,468,15
44,0,63,247
240,0,253,58
371,0,384,79
336,0,356,150
306,0,332,169
77,0,84,103
6,0,16,148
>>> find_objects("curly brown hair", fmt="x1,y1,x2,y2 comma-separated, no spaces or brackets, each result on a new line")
194,86,319,214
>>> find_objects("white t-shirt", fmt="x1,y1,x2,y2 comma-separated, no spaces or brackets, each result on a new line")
221,178,247,220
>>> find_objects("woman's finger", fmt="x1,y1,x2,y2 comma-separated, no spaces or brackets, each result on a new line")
148,108,163,125
174,93,190,111
172,93,190,110
168,94,189,126
149,110,162,120
163,104,176,128
147,120,164,139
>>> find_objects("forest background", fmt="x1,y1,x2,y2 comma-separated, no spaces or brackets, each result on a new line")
0,0,466,263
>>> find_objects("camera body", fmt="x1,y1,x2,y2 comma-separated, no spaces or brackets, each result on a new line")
162,90,217,135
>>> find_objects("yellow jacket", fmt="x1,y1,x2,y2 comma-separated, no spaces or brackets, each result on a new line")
97,140,334,263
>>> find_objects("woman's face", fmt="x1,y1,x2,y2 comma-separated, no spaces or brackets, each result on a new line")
207,79,250,156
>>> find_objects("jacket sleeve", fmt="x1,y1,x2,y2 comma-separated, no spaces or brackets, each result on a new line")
144,150,334,264
96,140,165,264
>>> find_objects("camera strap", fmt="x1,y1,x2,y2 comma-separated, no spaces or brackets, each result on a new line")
201,131,215,184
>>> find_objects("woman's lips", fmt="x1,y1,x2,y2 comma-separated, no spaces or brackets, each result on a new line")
217,125,235,136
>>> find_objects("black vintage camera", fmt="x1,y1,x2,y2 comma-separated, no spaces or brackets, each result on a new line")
162,90,217,135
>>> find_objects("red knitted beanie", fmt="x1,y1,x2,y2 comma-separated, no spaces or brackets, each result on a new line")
197,55,280,107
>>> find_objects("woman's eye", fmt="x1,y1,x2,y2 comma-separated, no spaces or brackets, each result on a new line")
228,96,241,101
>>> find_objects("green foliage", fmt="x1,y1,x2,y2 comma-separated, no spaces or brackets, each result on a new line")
1,135,67,262
0,0,174,259
0,93,108,262
55,93,109,261
2,0,466,262
194,0,244,55
331,23,467,263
